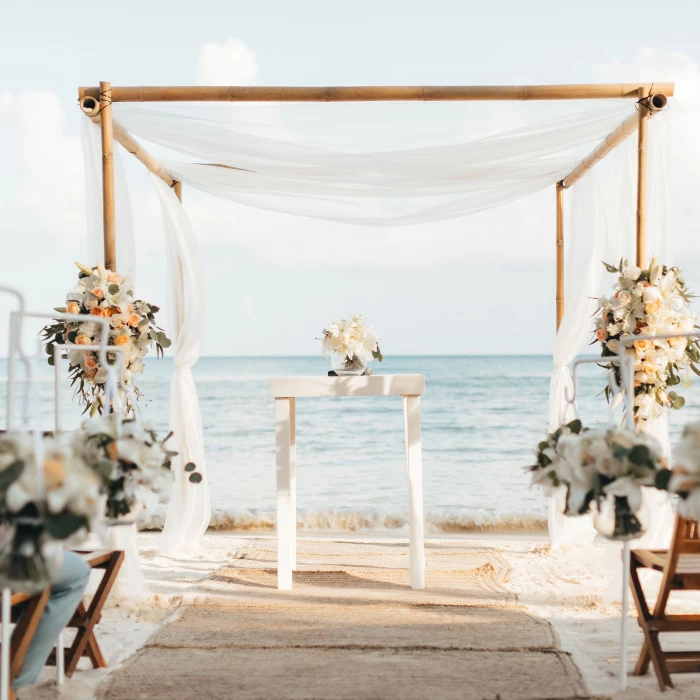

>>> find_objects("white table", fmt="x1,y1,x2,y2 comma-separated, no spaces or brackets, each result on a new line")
270,374,426,591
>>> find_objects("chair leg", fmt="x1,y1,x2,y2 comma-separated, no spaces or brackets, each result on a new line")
63,551,123,677
9,589,50,684
629,559,673,690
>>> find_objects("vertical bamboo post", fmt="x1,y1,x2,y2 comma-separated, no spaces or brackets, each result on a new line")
99,81,117,271
636,88,650,268
555,181,565,330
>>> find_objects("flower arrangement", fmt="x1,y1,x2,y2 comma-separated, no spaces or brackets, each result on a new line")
41,262,171,415
0,433,103,591
73,414,182,520
664,420,700,522
320,314,383,375
594,258,700,422
528,420,666,538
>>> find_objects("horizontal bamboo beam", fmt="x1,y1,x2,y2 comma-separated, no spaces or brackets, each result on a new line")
561,93,668,189
78,83,675,103
81,96,175,187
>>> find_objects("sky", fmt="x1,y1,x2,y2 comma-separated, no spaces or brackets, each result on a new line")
2,0,700,357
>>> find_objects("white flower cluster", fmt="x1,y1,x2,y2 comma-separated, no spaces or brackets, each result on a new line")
42,262,170,413
0,432,104,591
0,433,103,530
668,420,700,522
74,414,174,520
530,423,663,523
595,258,699,421
320,314,382,365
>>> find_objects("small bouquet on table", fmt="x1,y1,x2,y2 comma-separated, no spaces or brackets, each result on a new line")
321,314,383,376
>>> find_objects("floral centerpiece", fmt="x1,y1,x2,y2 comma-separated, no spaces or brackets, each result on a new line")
0,433,103,592
664,420,700,522
528,420,666,539
320,314,383,376
41,262,171,415
73,414,182,520
594,258,700,422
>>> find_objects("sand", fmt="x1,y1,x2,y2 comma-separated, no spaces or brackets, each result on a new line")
17,532,700,699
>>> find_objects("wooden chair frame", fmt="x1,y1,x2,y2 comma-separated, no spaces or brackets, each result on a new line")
630,514,700,691
47,550,124,677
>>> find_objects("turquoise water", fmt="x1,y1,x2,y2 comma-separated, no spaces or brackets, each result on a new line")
4,356,700,532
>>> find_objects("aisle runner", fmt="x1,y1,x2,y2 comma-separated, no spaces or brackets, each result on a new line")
99,539,591,700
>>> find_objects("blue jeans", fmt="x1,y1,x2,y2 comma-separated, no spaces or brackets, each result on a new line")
13,551,90,690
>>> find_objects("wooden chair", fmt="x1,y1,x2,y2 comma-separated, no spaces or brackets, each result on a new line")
630,514,700,691
4,589,51,700
47,549,124,677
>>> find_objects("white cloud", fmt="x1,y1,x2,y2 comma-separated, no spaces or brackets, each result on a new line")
196,39,259,86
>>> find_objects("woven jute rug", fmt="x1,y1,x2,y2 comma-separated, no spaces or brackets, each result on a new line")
98,538,592,700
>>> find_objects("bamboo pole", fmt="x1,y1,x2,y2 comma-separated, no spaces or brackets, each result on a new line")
78,83,675,103
636,88,651,268
81,96,175,187
99,82,117,271
556,182,565,330
561,93,667,190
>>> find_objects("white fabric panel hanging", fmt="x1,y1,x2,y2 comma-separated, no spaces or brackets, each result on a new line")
547,171,605,547
112,104,636,226
81,120,137,279
151,175,211,551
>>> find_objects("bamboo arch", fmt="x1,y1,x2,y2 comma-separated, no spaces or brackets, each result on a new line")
78,81,674,330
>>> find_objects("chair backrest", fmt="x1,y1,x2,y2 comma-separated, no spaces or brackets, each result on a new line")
656,514,700,614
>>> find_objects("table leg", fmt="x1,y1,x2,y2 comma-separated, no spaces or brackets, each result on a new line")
276,398,294,590
403,395,426,590
289,398,297,571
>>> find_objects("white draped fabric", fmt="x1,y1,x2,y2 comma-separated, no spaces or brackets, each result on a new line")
82,121,148,596
151,176,211,551
112,104,636,226
78,101,674,572
547,170,605,547
547,113,673,548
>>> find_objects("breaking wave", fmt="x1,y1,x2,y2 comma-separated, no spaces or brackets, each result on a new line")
139,507,547,534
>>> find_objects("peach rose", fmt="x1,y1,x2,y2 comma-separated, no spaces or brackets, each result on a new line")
107,272,122,284
84,355,97,369
66,302,81,315
43,457,65,490
114,334,130,346
103,307,114,317
85,368,97,379
128,314,141,327
75,335,92,346
127,304,133,313
634,339,651,353
642,361,656,376
90,306,105,317
91,288,105,299
645,301,661,315
595,328,608,342
107,442,119,460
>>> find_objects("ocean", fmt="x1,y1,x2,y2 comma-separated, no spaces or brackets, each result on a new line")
3,355,700,533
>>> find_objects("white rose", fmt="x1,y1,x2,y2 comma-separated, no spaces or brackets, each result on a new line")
618,290,633,306
606,339,620,354
624,265,642,281
643,286,661,303
83,297,98,310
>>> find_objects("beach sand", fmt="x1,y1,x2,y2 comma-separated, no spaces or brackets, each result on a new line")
19,532,700,699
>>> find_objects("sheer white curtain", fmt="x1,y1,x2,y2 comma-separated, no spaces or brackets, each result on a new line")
81,119,147,597
112,104,636,226
547,171,606,547
151,176,211,551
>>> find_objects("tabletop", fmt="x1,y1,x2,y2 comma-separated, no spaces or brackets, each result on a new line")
269,374,425,398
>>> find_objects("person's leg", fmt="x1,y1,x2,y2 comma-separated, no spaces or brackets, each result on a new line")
12,551,90,690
